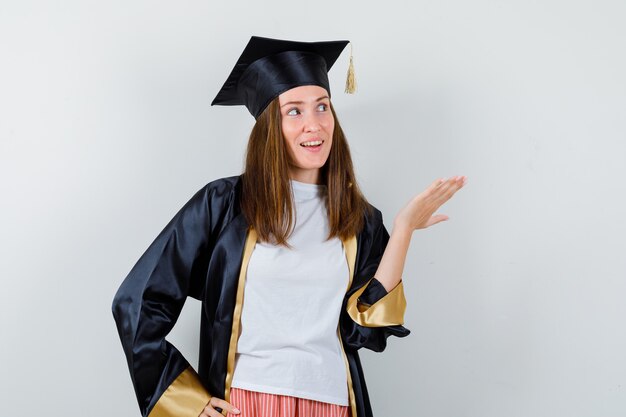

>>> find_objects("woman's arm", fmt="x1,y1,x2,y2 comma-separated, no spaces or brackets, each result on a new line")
374,176,467,292
112,179,236,417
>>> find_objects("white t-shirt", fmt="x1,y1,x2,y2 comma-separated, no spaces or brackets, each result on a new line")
230,179,350,405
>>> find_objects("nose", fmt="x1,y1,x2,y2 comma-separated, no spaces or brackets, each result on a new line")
303,112,321,133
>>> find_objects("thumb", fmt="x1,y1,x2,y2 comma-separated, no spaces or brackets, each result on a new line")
426,214,449,227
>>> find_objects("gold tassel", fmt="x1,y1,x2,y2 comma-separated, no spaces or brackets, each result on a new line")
345,42,357,94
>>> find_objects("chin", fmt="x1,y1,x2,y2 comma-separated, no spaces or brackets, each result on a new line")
303,160,328,169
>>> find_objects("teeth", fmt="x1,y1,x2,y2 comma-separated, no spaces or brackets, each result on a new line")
300,140,323,147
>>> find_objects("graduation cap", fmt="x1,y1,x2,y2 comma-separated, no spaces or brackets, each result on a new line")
211,36,356,118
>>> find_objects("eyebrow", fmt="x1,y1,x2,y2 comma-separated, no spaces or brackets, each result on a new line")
280,95,330,108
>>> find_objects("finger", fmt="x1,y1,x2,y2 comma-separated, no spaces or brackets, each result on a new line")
432,177,446,189
419,177,448,204
435,188,459,206
434,175,466,189
454,175,467,186
446,176,465,188
422,176,466,207
210,397,241,415
202,403,221,417
436,176,466,200
418,178,444,201
450,175,467,190
446,176,467,197
203,406,228,417
206,409,224,417
442,177,463,195
429,178,456,202
200,404,216,417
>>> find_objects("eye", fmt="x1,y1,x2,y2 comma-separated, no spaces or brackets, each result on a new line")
317,103,328,111
286,108,300,116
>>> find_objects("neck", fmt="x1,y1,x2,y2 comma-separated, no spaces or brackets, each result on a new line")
288,166,322,184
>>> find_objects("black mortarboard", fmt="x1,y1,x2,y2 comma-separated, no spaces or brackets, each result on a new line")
211,36,351,118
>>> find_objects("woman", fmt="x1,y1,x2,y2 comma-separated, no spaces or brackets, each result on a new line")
112,36,466,417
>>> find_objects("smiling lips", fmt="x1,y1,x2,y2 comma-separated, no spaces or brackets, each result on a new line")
300,139,323,147
299,139,324,153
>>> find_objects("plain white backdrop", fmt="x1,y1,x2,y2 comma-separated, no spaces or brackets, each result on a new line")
1,1,625,416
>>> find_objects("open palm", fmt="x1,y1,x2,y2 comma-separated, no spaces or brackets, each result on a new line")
394,176,467,231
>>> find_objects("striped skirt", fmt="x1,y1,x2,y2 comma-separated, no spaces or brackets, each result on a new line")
227,387,351,417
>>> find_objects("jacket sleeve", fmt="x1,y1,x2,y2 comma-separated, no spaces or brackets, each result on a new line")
112,183,226,417
340,210,411,352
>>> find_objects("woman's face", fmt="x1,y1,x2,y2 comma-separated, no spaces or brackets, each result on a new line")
278,85,334,184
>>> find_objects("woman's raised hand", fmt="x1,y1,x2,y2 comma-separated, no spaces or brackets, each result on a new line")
199,397,240,417
393,176,467,232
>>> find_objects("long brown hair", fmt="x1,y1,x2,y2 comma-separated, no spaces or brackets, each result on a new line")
241,97,371,246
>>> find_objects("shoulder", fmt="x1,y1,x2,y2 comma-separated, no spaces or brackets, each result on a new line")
359,202,385,239
179,175,242,214
170,175,244,232
192,175,242,202
202,175,242,194
364,202,384,227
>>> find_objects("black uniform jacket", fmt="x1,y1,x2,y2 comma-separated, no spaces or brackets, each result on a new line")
112,175,411,417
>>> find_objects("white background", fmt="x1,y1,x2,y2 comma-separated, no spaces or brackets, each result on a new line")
1,1,625,416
